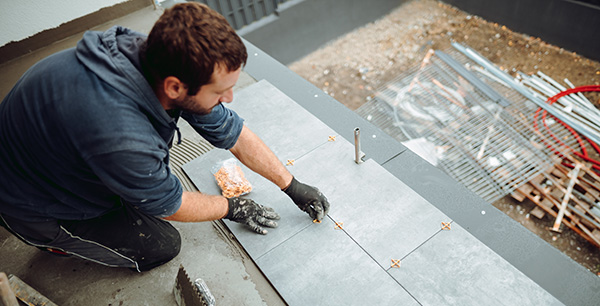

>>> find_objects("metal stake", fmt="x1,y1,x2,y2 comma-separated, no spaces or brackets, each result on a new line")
354,127,365,164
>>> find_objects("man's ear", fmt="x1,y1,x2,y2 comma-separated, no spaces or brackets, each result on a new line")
163,76,187,100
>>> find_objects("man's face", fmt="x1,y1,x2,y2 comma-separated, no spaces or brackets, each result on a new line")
176,66,241,115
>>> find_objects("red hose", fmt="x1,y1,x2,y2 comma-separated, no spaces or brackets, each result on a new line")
587,136,600,156
532,85,600,172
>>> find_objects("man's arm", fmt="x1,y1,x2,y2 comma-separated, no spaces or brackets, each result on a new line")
163,126,285,225
163,192,228,222
164,190,280,234
229,125,293,189
229,125,330,221
165,125,328,228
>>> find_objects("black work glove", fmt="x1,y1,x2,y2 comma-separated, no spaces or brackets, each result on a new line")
225,197,280,235
283,177,330,222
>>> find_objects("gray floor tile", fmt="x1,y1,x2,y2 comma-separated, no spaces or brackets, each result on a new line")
256,217,420,306
182,149,314,259
229,80,337,162
183,80,562,306
388,223,563,306
289,139,451,267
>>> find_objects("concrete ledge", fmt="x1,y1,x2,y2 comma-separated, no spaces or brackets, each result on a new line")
0,0,153,65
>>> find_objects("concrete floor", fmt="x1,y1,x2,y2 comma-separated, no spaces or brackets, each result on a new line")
0,5,284,306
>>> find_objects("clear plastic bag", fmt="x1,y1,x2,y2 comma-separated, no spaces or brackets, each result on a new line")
212,158,252,198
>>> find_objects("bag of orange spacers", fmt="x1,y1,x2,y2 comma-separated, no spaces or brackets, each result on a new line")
212,158,252,198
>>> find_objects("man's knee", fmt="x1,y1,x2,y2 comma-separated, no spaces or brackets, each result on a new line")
135,222,181,271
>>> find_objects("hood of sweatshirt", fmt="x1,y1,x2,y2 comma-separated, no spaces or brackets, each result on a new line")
75,26,176,132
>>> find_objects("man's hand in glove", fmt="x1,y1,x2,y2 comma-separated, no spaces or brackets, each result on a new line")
225,197,280,235
283,177,330,222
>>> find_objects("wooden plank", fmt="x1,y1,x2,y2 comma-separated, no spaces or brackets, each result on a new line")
550,168,567,182
530,206,546,219
549,187,563,201
551,164,581,232
531,173,546,185
511,189,526,202
541,198,554,208
520,183,534,194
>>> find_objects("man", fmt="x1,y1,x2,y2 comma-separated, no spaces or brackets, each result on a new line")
0,3,329,272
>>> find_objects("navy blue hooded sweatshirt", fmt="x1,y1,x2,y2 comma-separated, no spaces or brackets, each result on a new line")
0,26,244,221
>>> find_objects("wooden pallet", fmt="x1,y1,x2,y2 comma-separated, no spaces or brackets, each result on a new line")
511,161,600,248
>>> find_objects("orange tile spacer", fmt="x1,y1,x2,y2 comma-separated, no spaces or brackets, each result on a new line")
334,221,344,230
328,135,336,142
313,219,322,223
286,159,295,166
390,259,401,268
441,222,451,230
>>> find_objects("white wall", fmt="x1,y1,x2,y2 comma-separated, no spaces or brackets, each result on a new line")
0,0,129,47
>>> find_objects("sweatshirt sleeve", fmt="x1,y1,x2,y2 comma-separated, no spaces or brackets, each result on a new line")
85,148,182,218
181,103,244,150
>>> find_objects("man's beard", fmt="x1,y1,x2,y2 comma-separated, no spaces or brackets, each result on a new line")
174,95,216,115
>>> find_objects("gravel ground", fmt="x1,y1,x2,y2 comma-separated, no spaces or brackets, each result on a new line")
288,0,600,273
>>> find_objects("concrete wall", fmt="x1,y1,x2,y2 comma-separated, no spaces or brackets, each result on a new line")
240,0,599,64
442,0,600,61
0,0,153,65
0,0,130,47
239,0,405,65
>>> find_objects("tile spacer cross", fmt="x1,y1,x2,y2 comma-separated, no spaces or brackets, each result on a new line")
390,259,401,268
441,222,451,230
334,221,344,230
328,135,336,142
286,159,295,166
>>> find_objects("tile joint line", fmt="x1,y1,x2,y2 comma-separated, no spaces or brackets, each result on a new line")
397,221,455,264
289,135,341,163
327,214,424,306
254,223,313,261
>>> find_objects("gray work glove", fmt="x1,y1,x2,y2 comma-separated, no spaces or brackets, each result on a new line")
283,177,330,222
225,197,280,235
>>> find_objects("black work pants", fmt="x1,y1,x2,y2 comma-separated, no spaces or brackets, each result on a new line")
0,205,181,272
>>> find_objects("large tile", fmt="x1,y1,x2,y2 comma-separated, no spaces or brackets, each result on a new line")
389,223,563,306
183,79,565,306
256,217,419,306
182,149,315,259
383,150,597,304
242,42,408,165
289,139,451,267
229,80,337,162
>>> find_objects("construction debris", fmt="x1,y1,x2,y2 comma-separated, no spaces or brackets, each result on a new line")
356,46,551,202
512,160,600,247
356,43,600,249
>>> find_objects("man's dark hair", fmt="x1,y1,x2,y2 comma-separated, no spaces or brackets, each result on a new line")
140,3,247,96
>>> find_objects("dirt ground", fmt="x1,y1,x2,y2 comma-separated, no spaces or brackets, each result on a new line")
288,0,600,273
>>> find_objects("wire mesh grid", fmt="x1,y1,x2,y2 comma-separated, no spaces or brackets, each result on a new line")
445,49,581,159
356,51,552,203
